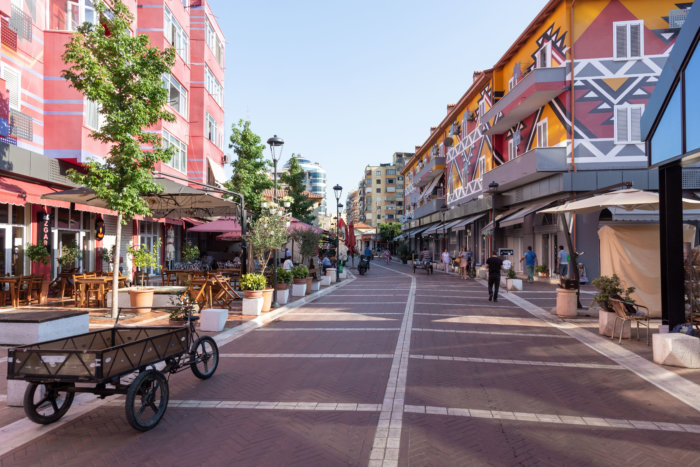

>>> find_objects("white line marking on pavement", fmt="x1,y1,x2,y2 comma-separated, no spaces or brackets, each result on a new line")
102,399,382,411
499,284,700,413
312,302,407,305
256,327,400,332
370,264,415,467
412,328,572,339
0,357,7,364
219,353,393,359
290,312,404,316
409,354,622,370
414,302,514,308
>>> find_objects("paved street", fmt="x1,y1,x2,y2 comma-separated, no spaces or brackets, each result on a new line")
1,262,700,466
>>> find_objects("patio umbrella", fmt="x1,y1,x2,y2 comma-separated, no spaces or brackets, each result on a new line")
539,188,700,214
189,217,242,234
288,217,323,234
346,221,356,255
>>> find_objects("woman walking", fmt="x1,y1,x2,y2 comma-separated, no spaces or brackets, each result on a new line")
459,248,468,279
441,249,451,274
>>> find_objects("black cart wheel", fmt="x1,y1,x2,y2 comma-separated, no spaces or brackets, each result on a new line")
190,336,219,380
358,264,366,275
24,383,75,424
125,370,169,431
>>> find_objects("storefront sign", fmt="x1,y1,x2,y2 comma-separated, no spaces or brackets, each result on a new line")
95,217,105,240
38,211,52,251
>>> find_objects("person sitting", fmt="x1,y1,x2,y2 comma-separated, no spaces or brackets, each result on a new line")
420,249,432,267
282,257,294,272
231,255,241,267
321,254,332,273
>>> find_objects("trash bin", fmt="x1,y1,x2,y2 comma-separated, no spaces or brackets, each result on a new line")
556,288,578,317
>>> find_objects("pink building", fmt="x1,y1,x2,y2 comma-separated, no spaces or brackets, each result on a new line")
0,0,226,280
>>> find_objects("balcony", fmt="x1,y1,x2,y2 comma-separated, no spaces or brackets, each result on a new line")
414,156,445,188
482,146,568,192
484,67,568,135
413,196,445,219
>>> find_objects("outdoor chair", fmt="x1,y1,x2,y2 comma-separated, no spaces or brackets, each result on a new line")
182,278,212,310
16,275,33,306
610,297,650,345
30,275,43,304
134,272,149,286
209,273,240,309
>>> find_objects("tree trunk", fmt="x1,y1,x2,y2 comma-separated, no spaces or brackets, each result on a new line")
111,212,122,319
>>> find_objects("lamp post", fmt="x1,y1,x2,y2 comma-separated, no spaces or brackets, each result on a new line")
488,181,499,254
267,135,284,308
333,184,343,283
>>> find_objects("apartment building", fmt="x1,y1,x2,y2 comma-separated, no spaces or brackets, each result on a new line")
358,152,411,228
402,0,697,278
0,0,226,279
345,190,360,224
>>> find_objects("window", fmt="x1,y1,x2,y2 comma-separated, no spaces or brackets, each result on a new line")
164,6,189,63
205,18,224,67
206,113,223,149
162,130,187,173
536,119,548,148
535,42,552,68
398,175,403,181
1,65,21,110
376,179,381,184
387,179,395,184
387,214,395,220
387,187,396,193
508,76,517,90
477,156,486,179
84,99,106,130
478,100,486,120
397,201,403,206
614,21,643,60
508,138,517,159
376,188,381,193
205,66,223,106
386,169,396,175
67,0,97,31
365,187,371,193
376,170,381,176
163,74,187,115
615,104,643,144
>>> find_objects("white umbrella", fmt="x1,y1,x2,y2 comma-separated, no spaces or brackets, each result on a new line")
539,189,700,214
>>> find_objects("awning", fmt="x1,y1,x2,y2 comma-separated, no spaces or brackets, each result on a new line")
420,176,442,201
539,188,700,215
499,200,555,228
208,159,229,187
422,223,445,235
188,217,241,234
607,208,700,222
0,176,114,214
408,226,431,238
182,217,204,226
450,214,485,231
481,221,495,236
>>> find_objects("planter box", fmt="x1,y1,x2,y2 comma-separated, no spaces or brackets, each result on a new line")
506,278,523,291
261,288,273,312
128,287,155,313
339,271,347,279
598,310,630,338
242,297,264,316
276,288,289,305
320,276,331,286
200,308,228,332
291,283,307,296
555,288,578,318
305,277,313,295
653,333,700,368
311,280,321,292
326,268,336,283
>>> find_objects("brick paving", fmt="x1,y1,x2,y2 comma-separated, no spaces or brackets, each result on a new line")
1,262,699,466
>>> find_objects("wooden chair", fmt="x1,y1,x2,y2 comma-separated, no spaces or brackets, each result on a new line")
610,297,650,345
134,272,149,286
161,269,177,286
209,274,240,309
182,278,212,310
30,275,43,304
16,275,33,306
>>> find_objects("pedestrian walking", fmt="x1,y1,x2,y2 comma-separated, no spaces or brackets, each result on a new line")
384,249,391,264
520,246,537,283
458,247,468,279
486,251,504,302
557,245,570,278
441,249,450,273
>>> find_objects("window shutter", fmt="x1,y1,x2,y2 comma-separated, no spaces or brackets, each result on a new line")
85,100,98,129
615,24,627,59
2,66,20,110
630,23,641,58
616,107,629,143
630,106,642,142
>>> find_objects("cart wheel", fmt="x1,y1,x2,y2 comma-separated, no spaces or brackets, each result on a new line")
24,383,75,425
125,370,169,432
358,264,366,275
190,336,219,380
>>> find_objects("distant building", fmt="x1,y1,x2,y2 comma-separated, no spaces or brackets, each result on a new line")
346,190,360,224
357,152,411,228
279,156,327,219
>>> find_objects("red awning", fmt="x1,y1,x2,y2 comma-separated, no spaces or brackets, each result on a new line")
0,176,70,209
182,217,204,226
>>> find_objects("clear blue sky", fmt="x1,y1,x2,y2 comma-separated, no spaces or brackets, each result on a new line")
209,0,550,213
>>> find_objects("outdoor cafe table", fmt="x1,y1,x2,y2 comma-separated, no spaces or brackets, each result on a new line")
0,276,20,307
74,277,109,308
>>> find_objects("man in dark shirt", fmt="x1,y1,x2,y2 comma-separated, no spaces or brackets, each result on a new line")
486,251,504,302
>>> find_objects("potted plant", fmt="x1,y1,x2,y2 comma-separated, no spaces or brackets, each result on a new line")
126,238,161,313
291,265,308,296
276,267,292,305
398,243,410,265
506,266,523,291
240,272,267,316
26,243,51,303
100,246,114,272
536,265,549,277
168,293,195,325
182,242,200,263
58,241,82,272
592,274,636,337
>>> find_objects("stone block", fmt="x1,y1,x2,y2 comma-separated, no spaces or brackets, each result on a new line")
276,288,289,305
555,288,578,318
291,283,307,296
652,333,700,368
200,308,228,332
326,268,337,283
598,310,631,338
242,297,263,316
310,281,321,291
320,276,331,286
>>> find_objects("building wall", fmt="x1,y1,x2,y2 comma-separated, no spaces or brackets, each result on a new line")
359,154,409,228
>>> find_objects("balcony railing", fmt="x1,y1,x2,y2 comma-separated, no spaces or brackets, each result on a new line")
413,196,445,219
482,146,567,191
414,156,445,188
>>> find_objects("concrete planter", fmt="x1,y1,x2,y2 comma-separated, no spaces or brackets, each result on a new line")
200,308,228,332
291,283,307,296
276,288,289,305
339,271,347,279
555,288,577,318
311,280,321,292
242,297,264,316
128,287,154,313
506,278,523,291
653,333,700,368
326,268,337,283
320,276,331,286
598,310,630,338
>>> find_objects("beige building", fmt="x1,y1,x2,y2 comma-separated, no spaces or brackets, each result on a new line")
357,152,411,228
346,190,360,224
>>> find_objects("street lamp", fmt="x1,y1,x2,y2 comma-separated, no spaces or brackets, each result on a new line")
267,134,284,308
333,184,343,283
488,181,499,254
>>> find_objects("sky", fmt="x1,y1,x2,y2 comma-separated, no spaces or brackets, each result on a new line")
209,0,550,213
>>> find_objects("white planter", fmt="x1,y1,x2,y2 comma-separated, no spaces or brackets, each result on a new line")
506,278,522,291
291,283,307,296
311,280,321,291
477,268,488,279
242,297,263,316
200,308,228,332
276,288,289,305
598,310,630,338
653,333,700,368
500,276,507,288
320,276,331,286
339,271,347,279
326,268,337,283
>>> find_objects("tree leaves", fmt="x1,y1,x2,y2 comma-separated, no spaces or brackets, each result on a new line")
280,155,316,224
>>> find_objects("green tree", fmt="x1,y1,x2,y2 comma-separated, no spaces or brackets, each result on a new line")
378,222,402,242
248,203,290,274
280,155,315,224
62,0,176,317
226,120,272,217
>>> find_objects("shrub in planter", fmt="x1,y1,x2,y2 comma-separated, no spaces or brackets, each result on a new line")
291,265,309,283
168,293,195,324
182,242,200,263
507,266,517,279
240,273,267,298
277,267,292,289
535,265,549,276
26,244,50,265
58,241,82,272
128,238,161,288
592,274,635,312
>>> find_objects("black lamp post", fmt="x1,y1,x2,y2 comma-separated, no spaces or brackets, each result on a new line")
488,181,499,254
333,184,343,283
267,134,284,307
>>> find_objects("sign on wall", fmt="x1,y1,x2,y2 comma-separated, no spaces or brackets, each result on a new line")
37,210,52,252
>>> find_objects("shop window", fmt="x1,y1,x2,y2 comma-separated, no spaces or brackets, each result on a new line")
0,204,7,224
70,210,81,229
685,46,700,153
614,20,643,60
82,212,90,230
11,205,23,225
57,208,69,229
